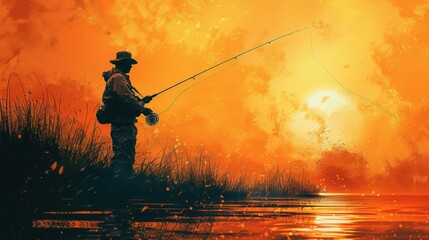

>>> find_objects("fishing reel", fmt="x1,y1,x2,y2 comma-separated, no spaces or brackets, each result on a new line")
145,113,159,126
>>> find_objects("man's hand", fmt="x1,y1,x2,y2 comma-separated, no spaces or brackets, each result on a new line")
142,95,153,104
142,108,153,116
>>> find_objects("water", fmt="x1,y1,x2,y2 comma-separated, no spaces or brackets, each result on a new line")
32,194,429,239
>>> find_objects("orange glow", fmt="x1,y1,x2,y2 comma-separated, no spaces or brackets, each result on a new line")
2,0,429,193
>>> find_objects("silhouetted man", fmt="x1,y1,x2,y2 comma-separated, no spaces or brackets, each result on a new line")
102,51,152,181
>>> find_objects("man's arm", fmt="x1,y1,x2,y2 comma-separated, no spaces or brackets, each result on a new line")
110,74,145,114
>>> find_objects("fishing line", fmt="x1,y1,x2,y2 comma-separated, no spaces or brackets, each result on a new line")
302,27,428,151
157,63,236,115
143,27,306,126
147,27,427,150
157,51,257,115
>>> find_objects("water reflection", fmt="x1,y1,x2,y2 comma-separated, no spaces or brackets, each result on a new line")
32,194,429,239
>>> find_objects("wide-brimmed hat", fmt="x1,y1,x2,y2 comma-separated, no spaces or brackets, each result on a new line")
110,51,138,64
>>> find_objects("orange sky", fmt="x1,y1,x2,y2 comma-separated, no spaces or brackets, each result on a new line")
2,0,429,193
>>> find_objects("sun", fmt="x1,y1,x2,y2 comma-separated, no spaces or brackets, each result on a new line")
287,90,355,153
307,90,351,116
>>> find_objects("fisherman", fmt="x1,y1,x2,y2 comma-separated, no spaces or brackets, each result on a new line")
101,51,153,181
99,31,305,182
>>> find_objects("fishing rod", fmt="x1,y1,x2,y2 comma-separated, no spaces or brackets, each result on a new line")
144,27,307,126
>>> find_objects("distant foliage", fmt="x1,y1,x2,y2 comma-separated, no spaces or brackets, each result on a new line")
317,148,369,192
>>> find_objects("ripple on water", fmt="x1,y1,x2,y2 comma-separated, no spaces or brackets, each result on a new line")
32,194,429,239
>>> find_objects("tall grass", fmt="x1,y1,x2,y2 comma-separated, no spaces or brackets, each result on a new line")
1,80,318,237
250,164,319,197
131,147,248,202
1,81,111,237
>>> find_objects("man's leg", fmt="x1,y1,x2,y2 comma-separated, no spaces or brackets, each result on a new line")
110,123,137,181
